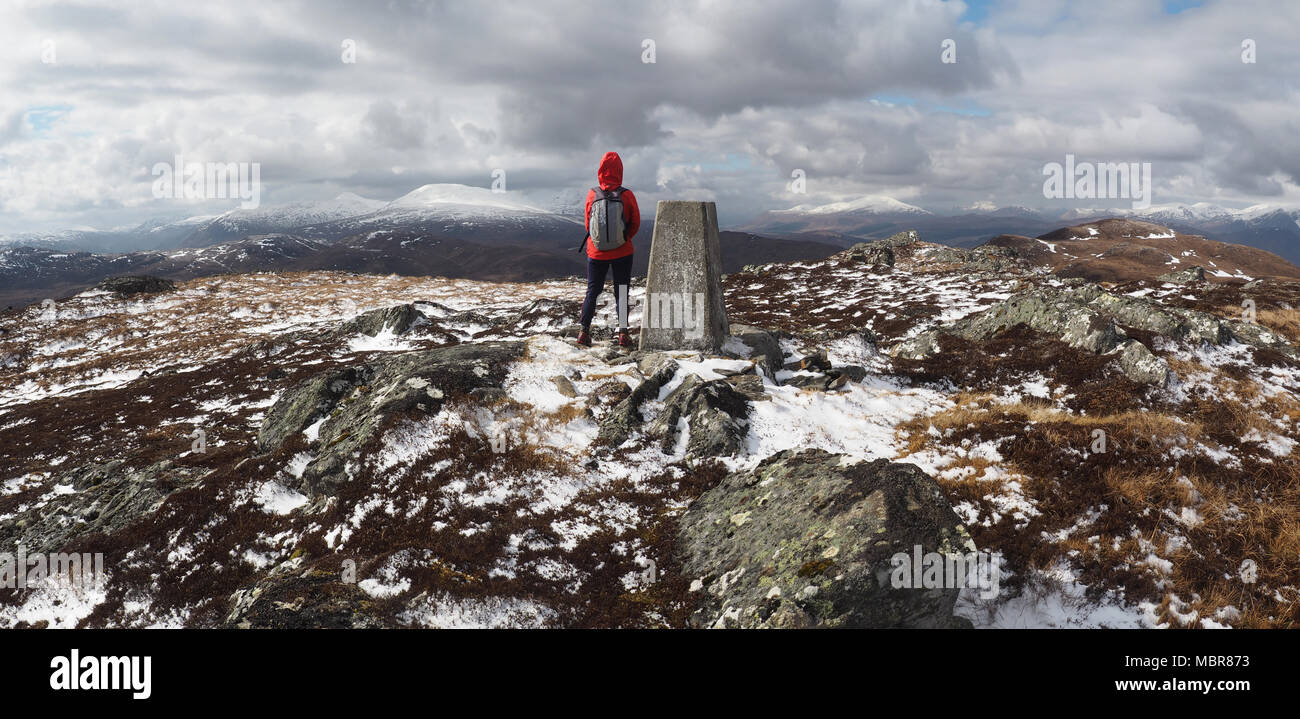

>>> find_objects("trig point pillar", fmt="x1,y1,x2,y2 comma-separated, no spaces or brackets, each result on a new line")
640,201,730,352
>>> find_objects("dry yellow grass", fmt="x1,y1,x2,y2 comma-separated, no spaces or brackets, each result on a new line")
897,391,1202,457
897,387,1300,628
1257,307,1300,343
1211,303,1300,343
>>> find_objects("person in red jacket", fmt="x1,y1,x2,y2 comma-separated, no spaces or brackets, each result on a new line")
577,151,640,347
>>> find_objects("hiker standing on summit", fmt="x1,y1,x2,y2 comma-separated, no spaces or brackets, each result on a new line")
577,151,640,348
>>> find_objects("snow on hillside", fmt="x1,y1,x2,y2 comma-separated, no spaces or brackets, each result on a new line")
204,193,389,229
323,184,584,233
3,232,1298,629
1062,202,1300,224
386,184,563,216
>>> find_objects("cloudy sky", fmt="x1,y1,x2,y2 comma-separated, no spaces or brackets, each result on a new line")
0,0,1297,234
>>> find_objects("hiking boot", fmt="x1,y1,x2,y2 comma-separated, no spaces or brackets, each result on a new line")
614,330,634,348
576,329,592,347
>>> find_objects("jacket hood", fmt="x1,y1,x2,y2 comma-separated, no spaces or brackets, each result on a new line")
597,152,623,190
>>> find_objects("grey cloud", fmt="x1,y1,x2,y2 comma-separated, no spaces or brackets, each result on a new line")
2,0,1299,234
364,100,428,150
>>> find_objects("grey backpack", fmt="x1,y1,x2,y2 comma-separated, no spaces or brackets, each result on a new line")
588,187,627,252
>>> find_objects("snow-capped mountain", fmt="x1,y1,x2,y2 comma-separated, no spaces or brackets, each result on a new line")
178,193,390,247
745,198,1300,263
292,184,583,245
0,222,840,310
0,214,217,254
1,185,584,256
1064,201,1299,224
773,194,932,217
1055,203,1300,264
749,197,1057,248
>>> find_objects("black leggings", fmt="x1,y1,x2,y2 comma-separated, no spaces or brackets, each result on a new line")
579,253,633,329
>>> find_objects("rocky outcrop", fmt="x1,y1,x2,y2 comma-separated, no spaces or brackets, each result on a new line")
845,243,895,267
96,275,176,296
784,364,867,391
225,557,392,629
722,373,767,401
595,353,753,458
839,229,924,267
333,303,427,338
1157,265,1206,285
676,449,975,628
0,459,204,555
874,229,922,248
596,355,679,447
894,285,1171,385
891,282,1299,385
645,374,751,457
723,323,784,377
926,244,1025,274
257,341,525,496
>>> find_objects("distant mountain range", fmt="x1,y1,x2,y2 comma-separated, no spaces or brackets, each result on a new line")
746,198,1300,266
5,185,1300,308
0,184,845,308
988,218,1300,284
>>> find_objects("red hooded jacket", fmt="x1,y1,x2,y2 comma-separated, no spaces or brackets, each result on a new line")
584,152,639,260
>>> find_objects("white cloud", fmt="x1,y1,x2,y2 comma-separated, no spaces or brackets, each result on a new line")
0,0,1296,233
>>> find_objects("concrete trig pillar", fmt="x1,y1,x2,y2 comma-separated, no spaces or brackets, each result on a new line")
639,201,729,352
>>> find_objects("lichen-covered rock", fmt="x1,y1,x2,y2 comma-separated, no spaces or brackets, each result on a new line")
896,282,1300,384
0,459,202,555
257,341,525,496
926,243,1024,274
645,374,751,457
845,243,895,267
890,285,1187,385
723,373,767,401
596,357,679,447
1157,265,1206,285
785,365,868,391
877,229,921,247
723,323,784,377
96,275,176,296
224,557,392,629
255,365,373,454
677,449,974,628
334,303,427,338
840,230,923,267
550,375,579,397
1117,340,1172,386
